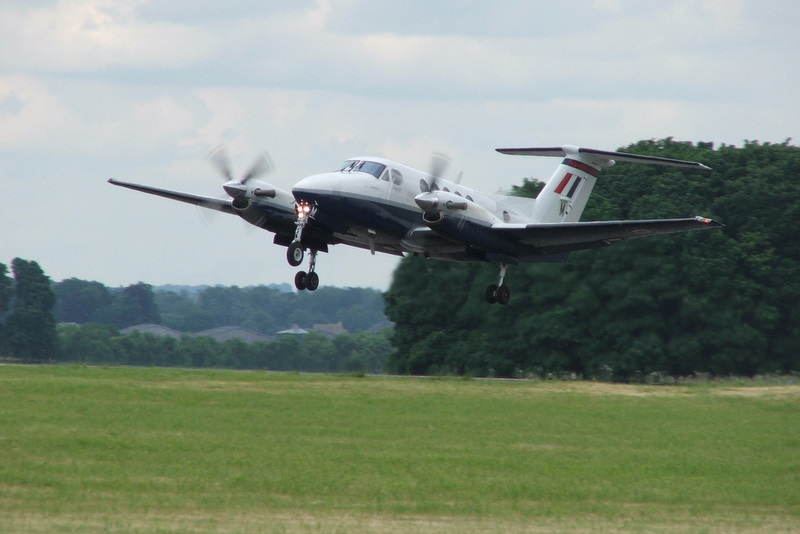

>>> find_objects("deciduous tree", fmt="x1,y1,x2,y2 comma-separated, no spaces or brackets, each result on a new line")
5,258,57,361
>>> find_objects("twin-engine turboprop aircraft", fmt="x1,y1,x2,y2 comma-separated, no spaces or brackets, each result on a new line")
108,144,722,304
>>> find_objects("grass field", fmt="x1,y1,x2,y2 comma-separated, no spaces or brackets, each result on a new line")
1,365,798,533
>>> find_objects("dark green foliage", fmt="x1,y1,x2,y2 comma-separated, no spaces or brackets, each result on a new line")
0,264,12,351
386,139,800,379
0,263,11,317
53,279,160,328
3,258,58,361
52,278,113,324
510,177,545,198
113,282,161,326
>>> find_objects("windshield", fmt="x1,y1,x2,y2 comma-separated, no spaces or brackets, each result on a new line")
337,160,386,179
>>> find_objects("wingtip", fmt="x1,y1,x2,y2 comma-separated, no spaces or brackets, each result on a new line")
695,216,724,227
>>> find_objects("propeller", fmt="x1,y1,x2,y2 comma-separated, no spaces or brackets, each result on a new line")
209,145,276,210
427,152,451,192
415,152,471,220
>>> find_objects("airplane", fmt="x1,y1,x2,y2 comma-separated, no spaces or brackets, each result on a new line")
108,144,722,304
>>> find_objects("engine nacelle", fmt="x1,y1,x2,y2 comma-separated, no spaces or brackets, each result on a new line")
229,180,285,211
231,196,251,211
414,191,498,226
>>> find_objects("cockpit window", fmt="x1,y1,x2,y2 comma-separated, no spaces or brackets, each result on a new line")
337,160,387,179
358,161,386,178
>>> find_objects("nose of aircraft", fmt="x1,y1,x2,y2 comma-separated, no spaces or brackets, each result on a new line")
293,172,341,196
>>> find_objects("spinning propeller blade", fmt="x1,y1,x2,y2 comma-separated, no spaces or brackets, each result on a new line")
428,152,451,191
242,152,274,183
210,145,275,201
209,145,234,183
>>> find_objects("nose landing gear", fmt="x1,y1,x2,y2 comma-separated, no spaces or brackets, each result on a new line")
287,241,304,266
289,200,320,291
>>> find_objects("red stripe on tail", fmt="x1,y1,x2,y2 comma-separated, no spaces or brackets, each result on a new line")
554,173,573,194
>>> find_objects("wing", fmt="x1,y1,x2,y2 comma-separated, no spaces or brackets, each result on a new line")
491,217,723,257
401,226,474,261
108,179,235,214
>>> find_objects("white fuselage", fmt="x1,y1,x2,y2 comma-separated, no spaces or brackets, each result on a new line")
291,157,534,257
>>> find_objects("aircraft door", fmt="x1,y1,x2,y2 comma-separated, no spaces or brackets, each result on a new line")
383,168,403,201
378,168,391,201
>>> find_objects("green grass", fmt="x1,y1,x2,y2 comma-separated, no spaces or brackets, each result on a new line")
1,365,798,533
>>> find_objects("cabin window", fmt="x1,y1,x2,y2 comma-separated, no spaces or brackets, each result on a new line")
391,169,403,185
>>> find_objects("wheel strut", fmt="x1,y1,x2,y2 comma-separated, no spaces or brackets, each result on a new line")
290,200,320,291
287,200,313,266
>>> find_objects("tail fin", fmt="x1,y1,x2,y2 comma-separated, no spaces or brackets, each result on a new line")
496,145,711,223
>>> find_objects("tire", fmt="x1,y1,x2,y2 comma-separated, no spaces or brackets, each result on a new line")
485,284,498,304
287,242,304,267
305,271,319,291
294,271,307,291
496,285,511,305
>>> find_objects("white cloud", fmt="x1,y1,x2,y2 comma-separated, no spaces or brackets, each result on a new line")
0,0,215,72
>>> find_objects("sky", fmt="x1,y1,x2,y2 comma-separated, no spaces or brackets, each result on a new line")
1,0,797,291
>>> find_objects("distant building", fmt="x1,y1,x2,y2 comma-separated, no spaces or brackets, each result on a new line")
365,319,394,333
193,326,273,344
312,322,348,338
120,324,183,340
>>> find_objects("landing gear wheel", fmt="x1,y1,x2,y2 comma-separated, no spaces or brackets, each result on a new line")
305,271,319,291
485,284,498,304
496,284,511,305
287,242,304,267
294,271,307,291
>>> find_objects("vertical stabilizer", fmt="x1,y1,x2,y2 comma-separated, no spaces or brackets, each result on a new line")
531,146,601,222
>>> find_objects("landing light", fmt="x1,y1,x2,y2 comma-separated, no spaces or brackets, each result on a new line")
296,201,312,220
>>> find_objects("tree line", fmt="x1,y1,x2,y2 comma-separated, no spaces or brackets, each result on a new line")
1,262,391,372
57,323,390,374
53,280,387,334
385,139,800,380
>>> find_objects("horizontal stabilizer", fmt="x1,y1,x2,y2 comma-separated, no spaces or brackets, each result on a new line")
496,145,712,170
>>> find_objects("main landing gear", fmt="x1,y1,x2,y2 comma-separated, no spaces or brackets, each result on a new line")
485,264,511,305
288,200,320,291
